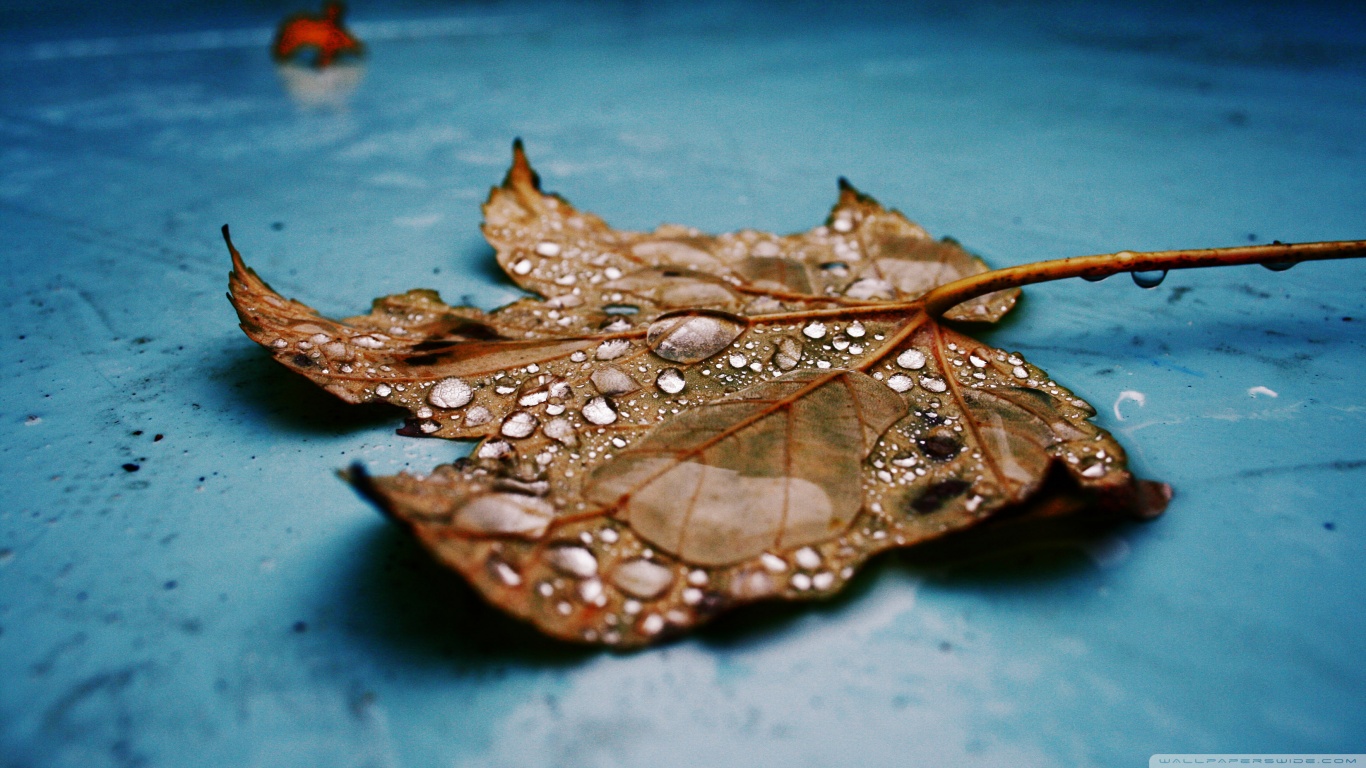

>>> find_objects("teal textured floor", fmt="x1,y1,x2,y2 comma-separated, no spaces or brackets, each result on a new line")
1,2,1363,766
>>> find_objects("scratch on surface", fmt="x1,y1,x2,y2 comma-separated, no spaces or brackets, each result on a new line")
1112,390,1146,421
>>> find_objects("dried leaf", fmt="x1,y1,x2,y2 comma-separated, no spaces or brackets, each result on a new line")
228,143,1191,646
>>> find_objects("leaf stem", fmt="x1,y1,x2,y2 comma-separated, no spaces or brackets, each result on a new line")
921,240,1366,318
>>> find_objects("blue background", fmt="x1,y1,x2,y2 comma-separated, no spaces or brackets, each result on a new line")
1,2,1363,766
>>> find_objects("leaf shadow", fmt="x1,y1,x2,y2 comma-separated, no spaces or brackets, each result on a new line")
693,511,1147,651
335,522,599,669
211,343,408,436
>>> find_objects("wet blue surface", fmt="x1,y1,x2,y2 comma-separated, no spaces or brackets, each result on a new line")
1,2,1363,766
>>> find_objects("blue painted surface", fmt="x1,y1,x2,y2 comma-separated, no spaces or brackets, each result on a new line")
0,2,1363,766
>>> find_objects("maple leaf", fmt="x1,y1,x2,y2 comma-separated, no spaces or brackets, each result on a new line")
226,141,1365,647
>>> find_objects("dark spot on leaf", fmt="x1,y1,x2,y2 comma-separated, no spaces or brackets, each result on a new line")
919,435,962,461
292,353,315,367
909,479,971,514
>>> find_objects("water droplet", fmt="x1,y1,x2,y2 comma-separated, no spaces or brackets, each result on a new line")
772,336,803,370
582,396,618,425
1262,260,1295,272
969,355,987,368
590,366,639,396
429,378,472,409
488,558,522,586
570,351,587,363
728,353,747,368
847,321,866,338
682,587,704,605
547,545,598,578
454,493,553,538
518,389,549,407
656,368,686,394
639,613,666,635
464,406,492,426
687,570,708,586
790,573,812,590
477,440,512,459
812,572,835,590
1080,459,1107,478
1012,366,1028,379
803,322,827,339
918,375,947,393
500,411,538,439
611,559,674,599
599,527,620,543
1131,270,1167,289
580,578,605,604
794,547,821,570
886,374,914,392
743,555,781,577
535,241,561,257
647,313,745,363
832,335,850,351
543,418,576,445
511,259,533,275
897,349,927,370
731,569,776,599
595,339,632,360
832,215,854,233
1081,273,1109,282
844,278,894,300
374,384,392,397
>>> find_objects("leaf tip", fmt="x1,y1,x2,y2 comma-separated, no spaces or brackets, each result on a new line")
341,462,402,523
504,137,542,195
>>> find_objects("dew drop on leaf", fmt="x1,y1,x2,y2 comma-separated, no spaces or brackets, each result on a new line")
547,545,599,578
428,378,472,409
591,366,640,396
582,396,619,425
611,559,674,599
646,312,746,363
897,349,927,370
656,368,686,394
772,336,803,370
500,411,538,439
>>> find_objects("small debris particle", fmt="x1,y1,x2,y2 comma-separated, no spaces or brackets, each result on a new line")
122,463,141,472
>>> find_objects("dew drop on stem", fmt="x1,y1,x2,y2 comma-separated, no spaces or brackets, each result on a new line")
1131,270,1167,289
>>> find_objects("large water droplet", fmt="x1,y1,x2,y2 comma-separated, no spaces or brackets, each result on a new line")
772,336,803,370
595,339,632,360
1081,273,1110,282
547,546,598,578
656,368,686,394
453,493,554,538
582,396,618,425
647,312,745,363
1131,270,1168,289
1262,260,1296,272
802,321,827,339
543,417,578,445
500,411,538,439
611,559,674,599
591,366,639,396
886,374,914,393
896,349,927,370
794,547,822,569
429,378,473,409
464,406,492,426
